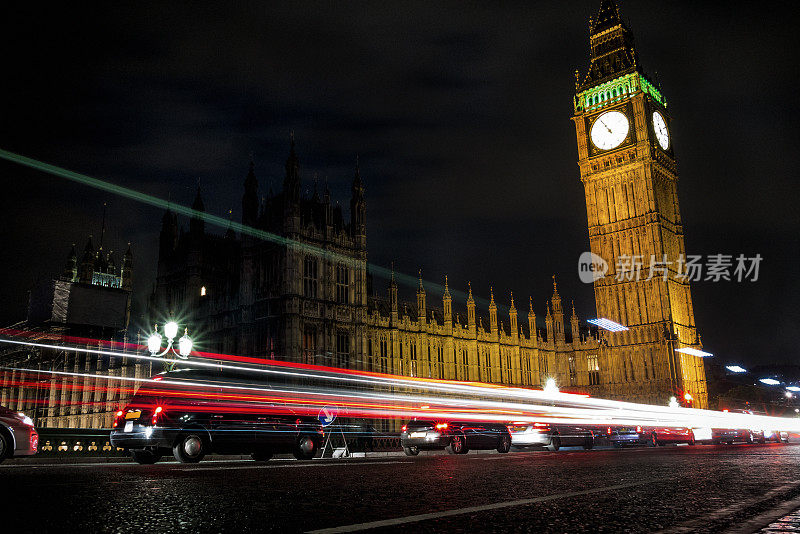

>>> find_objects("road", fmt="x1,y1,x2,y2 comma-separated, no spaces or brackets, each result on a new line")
4,443,800,533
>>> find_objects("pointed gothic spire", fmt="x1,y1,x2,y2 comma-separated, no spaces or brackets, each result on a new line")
489,286,496,306
552,274,559,296
443,275,450,298
529,296,534,312
577,0,641,92
510,291,516,309
192,184,205,212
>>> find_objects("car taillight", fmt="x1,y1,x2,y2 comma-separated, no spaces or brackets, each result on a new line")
435,423,448,430
401,425,407,432
112,410,124,428
151,406,163,425
607,427,612,435
30,432,38,452
636,426,642,433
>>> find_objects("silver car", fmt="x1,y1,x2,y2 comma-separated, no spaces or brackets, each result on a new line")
0,405,39,463
507,421,595,451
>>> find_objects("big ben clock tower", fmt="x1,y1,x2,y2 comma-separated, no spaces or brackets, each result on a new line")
573,0,708,408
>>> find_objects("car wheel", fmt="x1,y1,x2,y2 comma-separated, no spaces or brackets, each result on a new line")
0,431,9,463
131,448,161,464
403,446,420,456
173,432,206,463
445,434,467,454
293,435,318,460
497,434,511,453
546,435,561,452
251,450,273,462
583,437,594,450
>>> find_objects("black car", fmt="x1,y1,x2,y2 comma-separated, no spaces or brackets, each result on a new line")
110,368,324,464
400,420,512,456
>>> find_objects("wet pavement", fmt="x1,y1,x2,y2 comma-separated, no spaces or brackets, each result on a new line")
4,443,800,533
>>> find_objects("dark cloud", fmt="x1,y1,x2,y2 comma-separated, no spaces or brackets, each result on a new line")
1,1,798,367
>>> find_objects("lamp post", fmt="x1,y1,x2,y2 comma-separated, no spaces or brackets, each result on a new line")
147,322,193,370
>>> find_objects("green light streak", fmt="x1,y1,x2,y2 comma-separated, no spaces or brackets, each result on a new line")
0,148,493,308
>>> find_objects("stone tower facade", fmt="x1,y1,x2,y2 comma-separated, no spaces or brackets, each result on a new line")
572,0,707,407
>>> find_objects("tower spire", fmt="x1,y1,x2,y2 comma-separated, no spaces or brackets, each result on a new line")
99,202,107,249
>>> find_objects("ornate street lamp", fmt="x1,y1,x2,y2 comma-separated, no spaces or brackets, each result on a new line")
147,321,193,359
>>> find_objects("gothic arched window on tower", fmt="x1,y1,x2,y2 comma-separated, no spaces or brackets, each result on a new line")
588,353,600,386
336,331,350,369
336,264,350,304
568,355,577,385
303,257,318,299
303,326,316,364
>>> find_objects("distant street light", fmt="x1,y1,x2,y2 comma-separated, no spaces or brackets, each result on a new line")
668,396,680,409
786,391,794,399
148,322,193,359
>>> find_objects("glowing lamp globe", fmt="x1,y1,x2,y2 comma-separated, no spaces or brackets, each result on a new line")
164,321,180,341
544,378,559,394
147,332,162,355
178,331,193,358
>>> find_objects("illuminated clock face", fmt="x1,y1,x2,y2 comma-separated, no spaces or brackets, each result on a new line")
652,111,669,150
590,110,629,150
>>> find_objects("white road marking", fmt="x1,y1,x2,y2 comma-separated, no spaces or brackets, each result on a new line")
307,479,660,533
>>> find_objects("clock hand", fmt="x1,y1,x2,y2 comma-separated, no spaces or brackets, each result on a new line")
599,119,612,134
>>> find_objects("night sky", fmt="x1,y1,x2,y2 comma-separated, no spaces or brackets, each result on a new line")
1,2,798,368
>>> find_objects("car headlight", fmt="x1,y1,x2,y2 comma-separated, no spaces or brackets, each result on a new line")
17,412,34,426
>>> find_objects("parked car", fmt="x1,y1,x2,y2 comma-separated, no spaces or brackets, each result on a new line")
507,421,595,451
710,428,756,445
0,405,38,463
400,420,512,456
607,425,695,447
110,368,324,464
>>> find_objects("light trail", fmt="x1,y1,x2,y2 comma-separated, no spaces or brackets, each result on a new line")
3,334,800,433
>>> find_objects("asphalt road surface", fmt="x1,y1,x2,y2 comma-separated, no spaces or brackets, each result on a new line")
5,443,800,533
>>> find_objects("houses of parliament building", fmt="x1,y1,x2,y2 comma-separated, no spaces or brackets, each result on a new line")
1,0,709,430
153,0,708,410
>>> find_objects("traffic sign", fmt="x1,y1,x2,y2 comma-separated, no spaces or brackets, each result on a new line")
318,406,338,427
